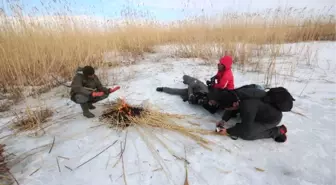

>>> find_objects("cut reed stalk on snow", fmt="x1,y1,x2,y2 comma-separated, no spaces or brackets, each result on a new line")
100,98,214,149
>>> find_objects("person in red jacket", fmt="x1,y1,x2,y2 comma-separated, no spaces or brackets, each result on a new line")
207,55,235,90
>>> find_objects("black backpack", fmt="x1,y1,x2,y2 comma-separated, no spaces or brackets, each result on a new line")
262,87,295,112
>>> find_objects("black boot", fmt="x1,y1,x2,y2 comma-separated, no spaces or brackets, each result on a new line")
80,103,95,118
88,103,96,110
156,87,163,92
274,125,287,143
274,134,287,143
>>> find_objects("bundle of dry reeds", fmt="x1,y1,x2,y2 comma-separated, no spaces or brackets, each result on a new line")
100,98,214,148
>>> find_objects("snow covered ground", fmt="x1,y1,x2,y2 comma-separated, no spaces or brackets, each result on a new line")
0,42,335,185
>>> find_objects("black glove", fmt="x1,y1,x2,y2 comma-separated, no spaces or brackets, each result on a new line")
207,76,216,87
206,80,212,86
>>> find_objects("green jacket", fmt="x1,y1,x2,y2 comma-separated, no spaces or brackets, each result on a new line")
70,67,109,97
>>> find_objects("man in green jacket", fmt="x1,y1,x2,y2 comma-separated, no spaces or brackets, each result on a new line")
70,66,120,118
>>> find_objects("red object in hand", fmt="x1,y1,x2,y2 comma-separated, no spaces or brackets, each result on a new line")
92,91,104,97
109,86,120,93
216,120,226,127
218,128,227,135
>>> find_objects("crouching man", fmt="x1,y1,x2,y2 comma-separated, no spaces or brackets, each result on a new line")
207,87,294,143
70,66,120,118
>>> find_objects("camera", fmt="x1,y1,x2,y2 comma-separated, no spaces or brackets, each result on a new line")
206,77,216,88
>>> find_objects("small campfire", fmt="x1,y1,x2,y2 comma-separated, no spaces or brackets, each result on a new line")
100,98,214,149
100,98,145,128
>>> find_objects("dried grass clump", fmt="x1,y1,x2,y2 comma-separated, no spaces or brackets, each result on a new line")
0,101,11,113
100,98,213,148
0,144,11,185
11,107,53,133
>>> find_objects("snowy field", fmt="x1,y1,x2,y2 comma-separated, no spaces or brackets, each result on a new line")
0,42,335,185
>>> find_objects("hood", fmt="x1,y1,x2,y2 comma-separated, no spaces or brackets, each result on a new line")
219,56,233,70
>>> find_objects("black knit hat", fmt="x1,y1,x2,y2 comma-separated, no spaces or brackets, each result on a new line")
207,89,238,108
82,66,95,77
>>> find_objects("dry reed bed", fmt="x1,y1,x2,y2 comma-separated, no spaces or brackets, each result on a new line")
0,7,335,97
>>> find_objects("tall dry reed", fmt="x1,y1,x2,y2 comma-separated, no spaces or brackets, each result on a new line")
0,2,335,98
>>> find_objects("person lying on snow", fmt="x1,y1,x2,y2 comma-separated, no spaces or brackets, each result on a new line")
206,54,235,90
156,75,209,104
207,86,295,143
70,66,120,118
156,75,220,113
156,54,235,113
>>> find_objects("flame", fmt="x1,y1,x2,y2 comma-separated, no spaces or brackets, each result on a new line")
118,98,132,116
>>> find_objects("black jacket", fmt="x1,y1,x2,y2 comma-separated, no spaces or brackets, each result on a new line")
226,99,283,138
222,84,266,121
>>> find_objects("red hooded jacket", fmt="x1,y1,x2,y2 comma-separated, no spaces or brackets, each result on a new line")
213,56,234,90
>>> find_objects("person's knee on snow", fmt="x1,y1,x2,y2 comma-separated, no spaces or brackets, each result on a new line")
182,75,192,84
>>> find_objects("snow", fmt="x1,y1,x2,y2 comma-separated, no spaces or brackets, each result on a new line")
1,42,336,185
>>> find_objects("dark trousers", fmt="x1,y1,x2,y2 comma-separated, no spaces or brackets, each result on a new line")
161,75,219,113
161,75,208,101
161,87,188,100
238,121,281,140
71,94,109,104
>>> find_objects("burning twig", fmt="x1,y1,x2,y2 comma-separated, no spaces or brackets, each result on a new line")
100,98,143,129
74,140,118,170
